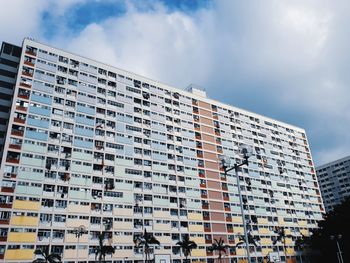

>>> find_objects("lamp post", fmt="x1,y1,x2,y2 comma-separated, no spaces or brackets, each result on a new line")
330,235,344,263
73,225,86,263
219,145,253,263
294,234,305,263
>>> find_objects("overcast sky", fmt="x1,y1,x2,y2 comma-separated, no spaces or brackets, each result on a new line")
1,0,349,166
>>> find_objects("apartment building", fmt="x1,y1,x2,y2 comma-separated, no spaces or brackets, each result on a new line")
0,38,324,263
0,42,21,159
316,155,350,212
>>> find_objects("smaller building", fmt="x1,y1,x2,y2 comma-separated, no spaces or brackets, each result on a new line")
316,155,350,212
0,42,21,159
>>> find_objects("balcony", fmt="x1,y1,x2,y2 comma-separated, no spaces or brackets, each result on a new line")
10,128,24,137
22,70,33,78
24,59,35,67
9,142,22,150
0,217,10,225
205,238,213,244
0,202,12,209
18,93,30,100
20,81,32,88
25,47,37,56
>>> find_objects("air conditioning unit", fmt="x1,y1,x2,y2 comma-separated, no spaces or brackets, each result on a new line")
3,173,11,178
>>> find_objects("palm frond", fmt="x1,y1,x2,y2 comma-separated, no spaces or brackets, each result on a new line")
47,253,62,263
209,237,230,259
235,240,245,247
102,245,115,255
34,249,45,256
148,236,160,245
177,236,197,258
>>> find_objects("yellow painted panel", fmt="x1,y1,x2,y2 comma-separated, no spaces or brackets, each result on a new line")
5,249,34,260
233,227,244,233
300,229,309,236
188,213,203,221
188,225,204,232
113,235,134,244
67,204,90,214
261,238,272,246
285,229,292,235
192,236,205,244
258,218,268,224
285,238,293,245
13,200,40,211
66,219,89,228
157,236,172,244
232,216,243,223
236,248,246,256
286,247,295,254
113,222,133,230
298,220,307,226
278,217,285,225
10,216,39,226
63,249,88,259
191,249,206,257
262,248,273,256
258,228,270,234
113,208,133,216
65,233,89,243
238,260,248,263
112,249,133,258
153,223,171,231
153,211,170,218
8,232,36,242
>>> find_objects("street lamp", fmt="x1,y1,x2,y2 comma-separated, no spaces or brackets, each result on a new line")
219,145,253,263
330,234,344,263
73,225,86,262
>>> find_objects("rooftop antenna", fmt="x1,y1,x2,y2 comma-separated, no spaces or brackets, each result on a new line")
186,84,207,98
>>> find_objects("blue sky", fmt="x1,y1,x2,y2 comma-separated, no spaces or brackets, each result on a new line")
1,0,349,165
41,0,211,38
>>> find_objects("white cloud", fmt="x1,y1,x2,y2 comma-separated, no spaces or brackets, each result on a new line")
1,0,350,165
0,0,48,44
56,6,211,88
0,0,90,44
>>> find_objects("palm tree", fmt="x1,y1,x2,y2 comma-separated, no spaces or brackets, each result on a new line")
247,232,260,247
32,246,61,263
234,233,260,259
273,227,292,262
94,232,115,262
208,238,230,262
134,229,160,263
176,235,197,262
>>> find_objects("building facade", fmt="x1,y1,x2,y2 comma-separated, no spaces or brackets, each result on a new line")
316,155,350,212
0,42,21,160
0,38,324,263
